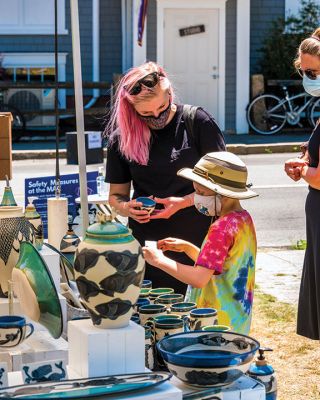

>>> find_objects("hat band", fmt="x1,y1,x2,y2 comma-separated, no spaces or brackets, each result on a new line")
193,166,247,189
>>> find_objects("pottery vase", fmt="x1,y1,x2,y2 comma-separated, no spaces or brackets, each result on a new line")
74,214,145,329
0,206,35,297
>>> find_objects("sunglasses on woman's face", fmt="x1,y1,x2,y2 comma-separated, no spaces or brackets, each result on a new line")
298,68,320,80
125,72,162,95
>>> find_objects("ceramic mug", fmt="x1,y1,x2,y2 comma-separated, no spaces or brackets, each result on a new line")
135,197,156,214
169,302,197,317
144,326,155,371
139,304,167,326
202,324,230,332
139,288,151,299
148,288,175,303
0,315,34,347
145,317,184,342
134,297,150,313
142,279,152,289
130,314,140,324
185,308,218,331
154,293,184,310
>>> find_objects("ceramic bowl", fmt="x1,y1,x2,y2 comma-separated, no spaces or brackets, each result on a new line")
135,197,156,214
142,279,152,289
157,331,259,387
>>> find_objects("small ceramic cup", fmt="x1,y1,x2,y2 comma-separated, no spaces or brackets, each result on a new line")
139,288,151,299
144,326,155,370
135,197,156,214
202,324,231,332
130,314,140,324
145,317,185,342
186,308,218,331
134,297,151,313
169,302,197,317
149,288,175,303
0,315,34,347
142,279,152,289
139,304,167,326
154,293,184,310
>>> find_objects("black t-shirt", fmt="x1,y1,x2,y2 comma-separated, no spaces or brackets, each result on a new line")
308,122,320,168
105,104,225,292
106,104,226,198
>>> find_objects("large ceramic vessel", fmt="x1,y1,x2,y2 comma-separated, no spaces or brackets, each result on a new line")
74,213,145,329
0,206,34,297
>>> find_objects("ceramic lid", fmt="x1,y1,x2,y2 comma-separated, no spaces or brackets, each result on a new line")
85,213,134,244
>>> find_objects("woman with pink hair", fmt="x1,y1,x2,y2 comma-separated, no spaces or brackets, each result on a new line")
105,61,225,293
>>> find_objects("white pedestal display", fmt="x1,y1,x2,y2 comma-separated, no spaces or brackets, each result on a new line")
0,295,67,336
0,331,68,372
68,319,145,378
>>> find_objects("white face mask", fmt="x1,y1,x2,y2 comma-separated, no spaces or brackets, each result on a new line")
303,74,320,97
194,193,222,217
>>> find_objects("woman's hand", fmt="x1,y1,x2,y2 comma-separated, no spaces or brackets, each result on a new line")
284,158,308,181
142,246,166,267
149,196,190,220
157,237,189,253
122,199,151,223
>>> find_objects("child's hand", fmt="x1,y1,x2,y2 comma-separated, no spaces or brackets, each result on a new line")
157,237,189,252
142,246,166,267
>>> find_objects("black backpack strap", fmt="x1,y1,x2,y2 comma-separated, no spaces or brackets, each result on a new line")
182,104,198,139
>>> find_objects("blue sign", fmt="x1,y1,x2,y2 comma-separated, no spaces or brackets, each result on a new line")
24,171,98,238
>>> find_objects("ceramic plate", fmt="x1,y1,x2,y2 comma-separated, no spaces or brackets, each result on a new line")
12,242,63,339
44,243,75,285
0,372,172,399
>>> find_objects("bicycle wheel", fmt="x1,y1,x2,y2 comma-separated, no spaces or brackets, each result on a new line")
310,97,320,128
0,103,26,142
247,94,287,134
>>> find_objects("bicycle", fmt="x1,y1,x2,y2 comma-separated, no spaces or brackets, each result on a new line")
246,85,320,134
0,88,26,142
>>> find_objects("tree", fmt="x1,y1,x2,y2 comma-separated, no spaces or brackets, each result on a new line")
259,0,320,80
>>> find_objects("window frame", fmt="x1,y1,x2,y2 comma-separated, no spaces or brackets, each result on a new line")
0,0,68,35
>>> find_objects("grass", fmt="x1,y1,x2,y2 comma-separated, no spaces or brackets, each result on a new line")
292,239,307,250
251,290,320,399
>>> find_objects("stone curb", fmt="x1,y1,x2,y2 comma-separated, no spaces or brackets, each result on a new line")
12,142,302,161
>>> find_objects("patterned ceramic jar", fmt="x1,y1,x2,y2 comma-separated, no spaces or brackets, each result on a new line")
74,213,145,329
0,206,34,297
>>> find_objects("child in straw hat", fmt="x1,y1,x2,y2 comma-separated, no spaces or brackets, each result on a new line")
142,151,258,334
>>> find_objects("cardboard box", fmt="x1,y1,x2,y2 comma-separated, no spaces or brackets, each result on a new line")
0,113,12,139
0,159,12,181
0,138,11,159
0,113,13,180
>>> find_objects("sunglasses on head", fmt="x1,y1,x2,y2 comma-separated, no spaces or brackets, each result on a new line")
298,68,320,80
125,71,163,96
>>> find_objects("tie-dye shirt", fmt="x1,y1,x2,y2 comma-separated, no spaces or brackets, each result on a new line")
185,210,256,335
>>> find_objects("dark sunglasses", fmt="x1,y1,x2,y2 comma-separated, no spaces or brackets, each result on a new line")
125,72,163,95
298,68,320,80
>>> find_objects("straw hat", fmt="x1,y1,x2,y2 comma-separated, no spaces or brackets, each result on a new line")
178,151,258,199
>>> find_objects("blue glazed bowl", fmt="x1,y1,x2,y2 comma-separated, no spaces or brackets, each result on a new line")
157,331,259,387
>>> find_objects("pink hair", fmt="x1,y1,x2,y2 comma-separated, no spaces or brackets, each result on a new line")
105,62,173,165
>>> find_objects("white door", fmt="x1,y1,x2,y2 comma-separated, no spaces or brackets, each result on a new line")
163,8,219,118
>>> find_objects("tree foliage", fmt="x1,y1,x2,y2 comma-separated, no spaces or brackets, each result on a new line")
259,0,320,79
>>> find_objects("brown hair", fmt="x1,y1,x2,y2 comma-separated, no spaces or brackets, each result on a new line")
294,28,320,70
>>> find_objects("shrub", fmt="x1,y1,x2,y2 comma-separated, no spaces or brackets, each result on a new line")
259,0,320,80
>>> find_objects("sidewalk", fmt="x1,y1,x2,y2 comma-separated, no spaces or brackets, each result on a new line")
11,131,312,160
255,248,304,305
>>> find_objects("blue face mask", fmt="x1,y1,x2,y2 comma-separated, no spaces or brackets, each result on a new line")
303,74,320,97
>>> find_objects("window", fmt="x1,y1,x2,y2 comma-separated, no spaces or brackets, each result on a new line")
0,0,67,35
286,0,320,18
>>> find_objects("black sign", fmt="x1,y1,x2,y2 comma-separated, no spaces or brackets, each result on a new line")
179,24,205,37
